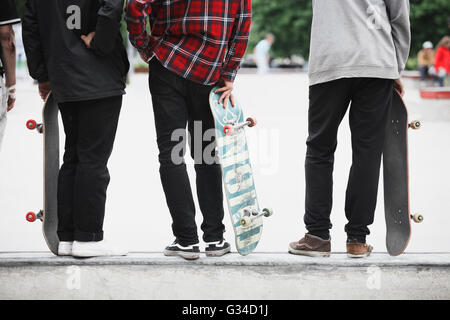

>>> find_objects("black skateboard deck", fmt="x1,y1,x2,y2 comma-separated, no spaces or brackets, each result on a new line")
383,90,422,256
26,92,60,255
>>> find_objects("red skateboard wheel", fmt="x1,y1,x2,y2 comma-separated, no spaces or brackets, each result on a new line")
246,117,257,127
26,120,37,130
26,211,36,222
223,125,233,135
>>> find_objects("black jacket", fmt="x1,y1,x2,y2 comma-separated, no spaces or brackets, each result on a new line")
22,0,129,103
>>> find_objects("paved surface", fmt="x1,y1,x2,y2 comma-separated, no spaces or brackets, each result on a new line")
1,252,449,299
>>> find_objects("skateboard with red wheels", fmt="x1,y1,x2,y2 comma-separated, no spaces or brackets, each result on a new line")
209,87,273,255
26,92,60,255
383,90,423,256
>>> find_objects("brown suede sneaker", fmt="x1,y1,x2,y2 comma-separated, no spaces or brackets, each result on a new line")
288,234,331,257
346,240,373,258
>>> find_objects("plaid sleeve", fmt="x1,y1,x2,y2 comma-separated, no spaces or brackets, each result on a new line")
222,0,252,82
125,0,152,51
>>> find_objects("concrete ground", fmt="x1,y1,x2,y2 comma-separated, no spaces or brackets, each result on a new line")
1,71,449,254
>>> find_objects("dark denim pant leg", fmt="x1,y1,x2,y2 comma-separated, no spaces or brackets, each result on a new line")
304,79,352,240
148,59,199,246
186,81,225,243
57,103,78,241
58,96,122,242
418,65,428,81
344,78,392,242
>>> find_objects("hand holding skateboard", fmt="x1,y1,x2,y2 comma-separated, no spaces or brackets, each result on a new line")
215,81,235,108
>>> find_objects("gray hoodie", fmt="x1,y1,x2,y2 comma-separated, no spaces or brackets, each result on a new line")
308,0,411,86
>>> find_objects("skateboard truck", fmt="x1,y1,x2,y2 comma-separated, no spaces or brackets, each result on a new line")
223,117,257,136
26,119,43,134
240,207,273,228
26,210,43,222
407,121,423,223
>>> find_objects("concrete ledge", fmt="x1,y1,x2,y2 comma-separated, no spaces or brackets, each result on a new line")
1,252,450,299
1,252,450,267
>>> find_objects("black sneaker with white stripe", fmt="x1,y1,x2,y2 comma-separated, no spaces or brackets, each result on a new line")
164,240,200,260
205,239,231,257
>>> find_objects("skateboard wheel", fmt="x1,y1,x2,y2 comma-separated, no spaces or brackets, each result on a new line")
409,120,421,130
26,120,37,130
262,208,273,217
246,117,257,127
240,216,252,228
26,211,36,222
223,125,233,135
412,213,424,223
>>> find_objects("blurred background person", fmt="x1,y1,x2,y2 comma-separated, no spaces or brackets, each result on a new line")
254,33,275,74
0,0,20,151
417,41,434,85
433,36,450,87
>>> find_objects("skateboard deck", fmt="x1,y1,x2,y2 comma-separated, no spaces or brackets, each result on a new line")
25,92,60,255
383,90,422,256
209,87,272,255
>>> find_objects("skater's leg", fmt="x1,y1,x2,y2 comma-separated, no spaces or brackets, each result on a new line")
57,103,79,241
0,79,7,151
344,78,393,242
72,96,122,242
148,59,199,246
304,79,352,240
186,81,225,243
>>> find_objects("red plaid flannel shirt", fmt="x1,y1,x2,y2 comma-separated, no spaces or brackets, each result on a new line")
126,0,252,85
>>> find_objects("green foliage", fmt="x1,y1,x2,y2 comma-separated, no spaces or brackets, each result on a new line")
250,0,450,60
409,0,450,55
249,0,312,58
406,57,418,70
13,0,450,61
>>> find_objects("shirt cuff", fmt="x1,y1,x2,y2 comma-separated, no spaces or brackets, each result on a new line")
221,69,238,82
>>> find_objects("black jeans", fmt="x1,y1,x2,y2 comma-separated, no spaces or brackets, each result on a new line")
304,78,393,242
418,65,429,81
148,58,225,246
57,96,122,242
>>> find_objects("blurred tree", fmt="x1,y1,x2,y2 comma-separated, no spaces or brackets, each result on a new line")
13,0,450,64
249,0,312,59
250,0,450,64
410,0,450,55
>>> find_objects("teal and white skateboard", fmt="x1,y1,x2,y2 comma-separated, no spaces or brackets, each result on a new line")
209,87,272,255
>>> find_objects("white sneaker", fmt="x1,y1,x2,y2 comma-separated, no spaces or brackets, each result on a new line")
71,240,128,258
58,241,73,256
